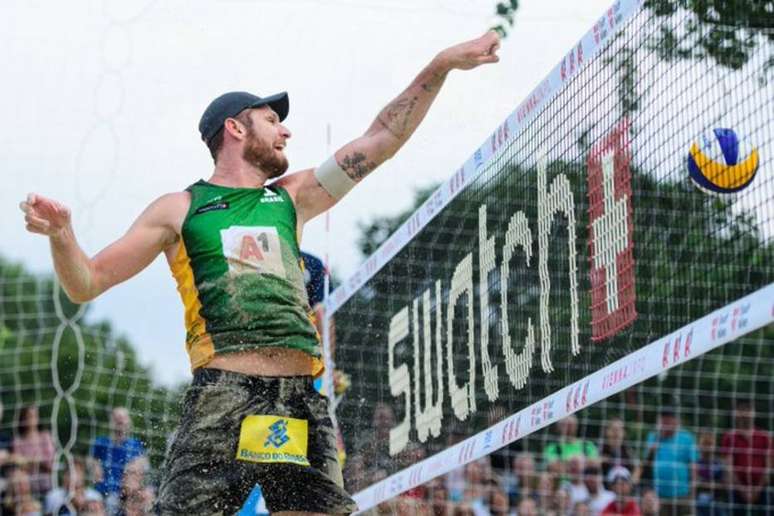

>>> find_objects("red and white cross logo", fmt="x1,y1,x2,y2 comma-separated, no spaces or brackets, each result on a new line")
587,120,637,340
593,152,628,313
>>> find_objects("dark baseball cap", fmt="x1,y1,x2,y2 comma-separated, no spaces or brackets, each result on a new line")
198,91,289,144
659,406,677,417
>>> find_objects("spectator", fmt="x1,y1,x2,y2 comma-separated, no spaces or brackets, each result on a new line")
12,405,55,497
544,416,599,477
45,457,103,515
342,454,367,493
426,477,453,516
639,488,660,516
644,407,698,515
484,473,511,516
2,464,42,516
452,505,476,516
554,486,572,516
81,497,106,516
600,417,640,487
583,461,615,515
85,459,104,497
502,452,538,507
536,472,558,515
720,398,771,515
300,249,330,357
342,453,369,493
382,495,431,515
601,466,641,516
516,497,538,516
0,401,11,470
461,457,492,512
90,408,145,506
563,455,590,506
397,444,427,500
354,403,394,472
118,457,154,516
695,430,727,516
574,501,592,516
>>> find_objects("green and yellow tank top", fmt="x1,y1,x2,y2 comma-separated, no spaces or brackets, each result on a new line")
169,180,321,374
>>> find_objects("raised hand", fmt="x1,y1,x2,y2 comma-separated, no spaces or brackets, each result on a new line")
438,31,501,71
19,193,72,238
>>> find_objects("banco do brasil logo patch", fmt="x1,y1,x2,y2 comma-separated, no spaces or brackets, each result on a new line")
264,419,290,448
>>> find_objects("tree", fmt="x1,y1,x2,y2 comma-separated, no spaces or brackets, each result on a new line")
645,0,774,79
356,183,440,259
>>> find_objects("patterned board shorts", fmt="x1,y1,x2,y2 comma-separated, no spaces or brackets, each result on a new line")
156,368,358,515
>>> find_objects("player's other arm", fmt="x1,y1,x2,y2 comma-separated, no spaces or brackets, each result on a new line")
281,31,500,223
20,193,183,303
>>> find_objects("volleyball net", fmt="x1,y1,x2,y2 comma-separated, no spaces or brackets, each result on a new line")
324,0,774,510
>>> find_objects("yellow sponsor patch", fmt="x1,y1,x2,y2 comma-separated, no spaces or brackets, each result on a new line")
236,415,310,466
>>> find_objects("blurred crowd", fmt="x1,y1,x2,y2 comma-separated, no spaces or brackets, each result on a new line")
347,399,772,516
0,403,153,516
1,395,770,515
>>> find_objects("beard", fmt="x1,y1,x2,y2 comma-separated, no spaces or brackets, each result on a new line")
242,128,289,179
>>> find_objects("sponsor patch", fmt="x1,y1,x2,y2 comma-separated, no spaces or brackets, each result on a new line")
236,415,310,466
194,201,230,215
220,226,287,278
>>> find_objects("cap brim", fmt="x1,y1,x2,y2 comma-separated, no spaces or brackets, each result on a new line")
251,91,289,122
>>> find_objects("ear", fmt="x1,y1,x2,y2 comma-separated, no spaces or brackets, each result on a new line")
224,117,247,141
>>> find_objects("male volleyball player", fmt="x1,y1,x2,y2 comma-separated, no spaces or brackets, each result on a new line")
20,31,500,515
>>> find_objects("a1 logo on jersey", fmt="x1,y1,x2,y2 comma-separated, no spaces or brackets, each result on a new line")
220,226,287,278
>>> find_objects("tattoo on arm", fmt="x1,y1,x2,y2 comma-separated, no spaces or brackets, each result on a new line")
340,152,377,182
380,96,418,140
421,71,446,93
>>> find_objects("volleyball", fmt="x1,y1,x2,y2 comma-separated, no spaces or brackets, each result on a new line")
687,128,759,194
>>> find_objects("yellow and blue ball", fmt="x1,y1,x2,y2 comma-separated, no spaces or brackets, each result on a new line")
687,128,759,194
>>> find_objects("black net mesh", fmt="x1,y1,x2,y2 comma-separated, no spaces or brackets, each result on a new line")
330,2,773,510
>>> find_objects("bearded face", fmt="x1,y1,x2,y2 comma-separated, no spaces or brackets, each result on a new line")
242,123,289,178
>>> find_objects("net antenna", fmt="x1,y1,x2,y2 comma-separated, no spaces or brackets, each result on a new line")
322,122,342,418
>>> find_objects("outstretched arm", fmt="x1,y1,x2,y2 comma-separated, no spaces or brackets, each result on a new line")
20,193,184,303
281,31,500,223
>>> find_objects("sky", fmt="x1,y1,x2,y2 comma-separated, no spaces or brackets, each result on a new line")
1,0,629,385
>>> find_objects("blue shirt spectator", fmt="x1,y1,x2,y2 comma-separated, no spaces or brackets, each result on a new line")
646,421,698,499
300,251,326,307
0,401,10,452
90,407,145,496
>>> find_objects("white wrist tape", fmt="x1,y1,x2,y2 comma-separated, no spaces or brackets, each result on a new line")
314,155,356,200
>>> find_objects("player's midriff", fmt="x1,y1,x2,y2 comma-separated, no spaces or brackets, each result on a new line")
207,347,318,376
169,181,322,376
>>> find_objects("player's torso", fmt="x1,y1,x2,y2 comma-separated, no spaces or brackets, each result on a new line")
164,181,321,375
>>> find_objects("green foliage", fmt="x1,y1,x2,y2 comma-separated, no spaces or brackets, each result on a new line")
0,257,183,468
356,183,440,259
645,0,774,76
